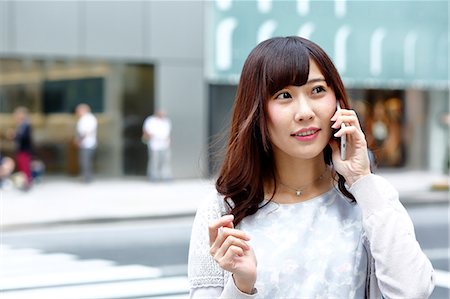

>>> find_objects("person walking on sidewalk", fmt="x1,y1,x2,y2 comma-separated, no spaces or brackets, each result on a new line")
142,110,172,181
74,103,97,183
188,37,434,298
8,106,34,189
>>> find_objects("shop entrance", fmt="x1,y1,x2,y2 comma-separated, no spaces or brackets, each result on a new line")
349,89,406,168
121,64,154,175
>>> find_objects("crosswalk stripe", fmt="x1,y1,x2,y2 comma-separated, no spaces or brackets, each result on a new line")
0,265,163,290
1,259,116,277
434,269,450,289
1,246,42,257
0,276,189,299
0,245,116,277
1,246,189,298
423,247,450,260
1,252,78,267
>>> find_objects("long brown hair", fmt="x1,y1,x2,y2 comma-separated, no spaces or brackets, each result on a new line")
216,36,355,226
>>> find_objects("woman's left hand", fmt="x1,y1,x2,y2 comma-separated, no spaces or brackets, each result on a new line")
329,108,371,186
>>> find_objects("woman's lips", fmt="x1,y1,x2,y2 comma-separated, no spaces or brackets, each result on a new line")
290,128,321,141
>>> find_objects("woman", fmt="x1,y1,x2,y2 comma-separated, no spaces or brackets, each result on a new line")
9,106,33,188
188,36,434,298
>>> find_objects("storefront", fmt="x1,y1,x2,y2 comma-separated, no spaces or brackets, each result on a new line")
0,58,154,176
0,1,206,179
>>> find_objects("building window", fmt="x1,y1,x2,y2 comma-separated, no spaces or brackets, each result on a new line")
43,77,104,114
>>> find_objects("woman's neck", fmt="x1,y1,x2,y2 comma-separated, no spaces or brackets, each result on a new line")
265,154,333,204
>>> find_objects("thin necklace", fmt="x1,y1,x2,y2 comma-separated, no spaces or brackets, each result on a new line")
277,168,329,197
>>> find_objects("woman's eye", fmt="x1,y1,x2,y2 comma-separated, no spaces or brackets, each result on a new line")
275,92,291,99
312,86,326,94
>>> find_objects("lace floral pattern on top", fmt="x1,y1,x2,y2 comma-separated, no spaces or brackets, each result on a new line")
239,188,367,298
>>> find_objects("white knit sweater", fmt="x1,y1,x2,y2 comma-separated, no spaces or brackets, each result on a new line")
188,175,435,298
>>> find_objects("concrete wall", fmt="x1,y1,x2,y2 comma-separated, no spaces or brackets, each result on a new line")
157,64,207,178
404,89,449,173
405,90,428,169
0,1,207,178
148,1,207,178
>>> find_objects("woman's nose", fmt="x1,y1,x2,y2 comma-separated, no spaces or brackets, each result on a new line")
294,98,315,121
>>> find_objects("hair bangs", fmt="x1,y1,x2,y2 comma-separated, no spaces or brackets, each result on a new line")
264,39,310,97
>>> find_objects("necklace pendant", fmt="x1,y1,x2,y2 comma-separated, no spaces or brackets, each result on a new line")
295,190,302,196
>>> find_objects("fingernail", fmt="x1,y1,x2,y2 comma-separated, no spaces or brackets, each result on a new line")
225,214,234,220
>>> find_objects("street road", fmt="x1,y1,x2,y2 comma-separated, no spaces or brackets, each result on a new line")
2,216,193,273
1,204,449,298
0,217,193,299
406,203,450,299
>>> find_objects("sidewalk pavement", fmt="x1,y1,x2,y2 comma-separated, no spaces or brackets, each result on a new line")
1,171,448,231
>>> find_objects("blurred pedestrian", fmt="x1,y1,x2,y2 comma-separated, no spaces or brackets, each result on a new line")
8,106,34,189
188,37,434,298
0,154,15,188
74,103,97,183
142,110,172,181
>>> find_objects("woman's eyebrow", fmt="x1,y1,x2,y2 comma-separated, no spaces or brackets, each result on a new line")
306,78,326,84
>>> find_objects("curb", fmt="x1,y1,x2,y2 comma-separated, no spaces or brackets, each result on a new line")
399,191,449,206
1,212,197,232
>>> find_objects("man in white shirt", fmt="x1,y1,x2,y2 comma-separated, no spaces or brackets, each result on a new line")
142,110,172,181
75,103,97,183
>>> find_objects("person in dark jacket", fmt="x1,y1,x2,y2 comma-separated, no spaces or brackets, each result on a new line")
10,106,34,188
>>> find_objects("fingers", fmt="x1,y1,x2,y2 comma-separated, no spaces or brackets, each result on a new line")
333,123,359,138
216,245,245,270
211,227,250,258
208,214,234,246
331,106,356,119
333,126,368,151
208,214,252,269
210,226,251,256
331,110,362,130
331,108,365,142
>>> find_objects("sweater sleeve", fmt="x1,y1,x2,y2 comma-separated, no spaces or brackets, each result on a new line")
349,174,435,299
188,191,226,289
188,192,259,299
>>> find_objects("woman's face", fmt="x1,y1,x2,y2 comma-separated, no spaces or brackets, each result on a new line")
266,59,337,161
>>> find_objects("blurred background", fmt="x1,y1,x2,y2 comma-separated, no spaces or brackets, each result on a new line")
0,1,449,298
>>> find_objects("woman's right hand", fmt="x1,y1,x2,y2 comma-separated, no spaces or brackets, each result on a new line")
208,214,257,294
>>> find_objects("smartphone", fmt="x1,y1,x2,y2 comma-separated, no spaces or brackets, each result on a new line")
336,102,346,160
